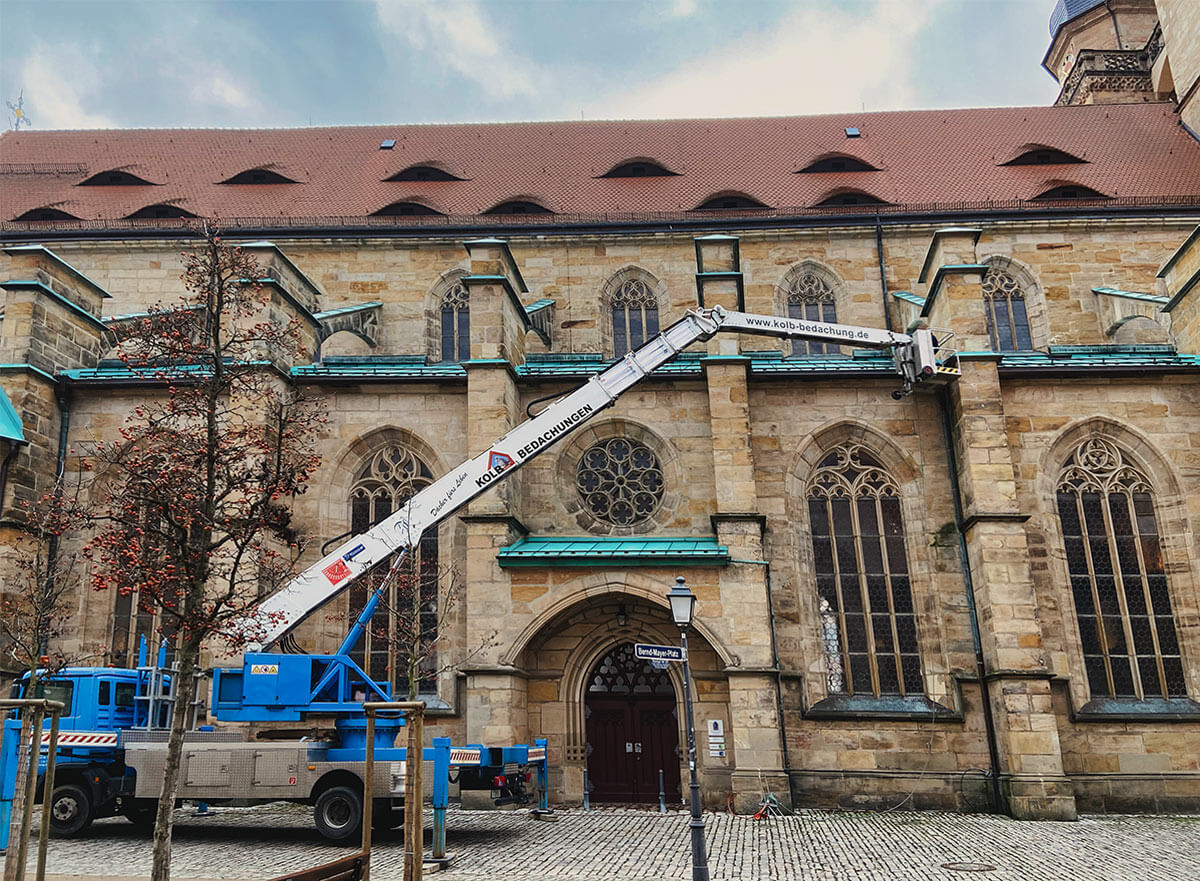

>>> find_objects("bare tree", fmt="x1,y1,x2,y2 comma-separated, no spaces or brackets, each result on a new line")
85,224,323,881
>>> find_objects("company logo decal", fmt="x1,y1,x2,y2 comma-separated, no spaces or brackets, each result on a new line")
323,558,352,586
488,451,514,472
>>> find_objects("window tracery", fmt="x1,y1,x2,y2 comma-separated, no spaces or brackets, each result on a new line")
982,265,1033,351
1056,438,1187,700
576,437,664,527
608,277,660,357
807,443,922,697
349,446,439,694
440,279,470,362
785,271,839,356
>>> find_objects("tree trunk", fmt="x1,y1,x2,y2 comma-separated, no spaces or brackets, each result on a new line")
150,646,198,881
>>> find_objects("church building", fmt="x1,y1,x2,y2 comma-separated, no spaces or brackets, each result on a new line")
2,0,1200,819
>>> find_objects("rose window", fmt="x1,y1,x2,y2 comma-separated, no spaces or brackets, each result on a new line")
575,437,664,526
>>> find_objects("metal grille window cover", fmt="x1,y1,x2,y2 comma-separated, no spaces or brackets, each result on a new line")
982,267,1033,351
786,272,839,356
440,280,470,363
587,643,674,695
610,278,659,357
576,437,665,527
807,443,923,698
1057,438,1187,700
349,446,439,691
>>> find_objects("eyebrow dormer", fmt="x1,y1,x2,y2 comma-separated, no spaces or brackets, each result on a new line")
483,199,552,215
1000,144,1086,166
13,207,81,221
813,188,889,207
796,154,879,174
125,203,197,219
79,168,156,186
1030,183,1109,201
694,192,768,211
220,167,298,184
384,164,466,182
599,158,679,178
372,200,445,216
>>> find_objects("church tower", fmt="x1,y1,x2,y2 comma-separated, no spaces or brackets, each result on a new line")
1043,0,1164,105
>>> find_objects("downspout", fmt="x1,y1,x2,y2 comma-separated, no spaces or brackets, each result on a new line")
46,383,72,557
728,557,792,782
936,385,1004,813
876,218,894,330
1104,1,1124,49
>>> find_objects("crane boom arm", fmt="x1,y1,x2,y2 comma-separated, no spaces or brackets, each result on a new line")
242,305,939,649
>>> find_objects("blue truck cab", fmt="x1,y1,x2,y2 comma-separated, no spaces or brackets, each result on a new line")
3,667,163,836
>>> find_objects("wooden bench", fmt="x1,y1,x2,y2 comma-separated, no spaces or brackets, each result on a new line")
265,851,369,881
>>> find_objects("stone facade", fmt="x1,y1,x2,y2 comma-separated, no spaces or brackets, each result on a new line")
1,210,1199,821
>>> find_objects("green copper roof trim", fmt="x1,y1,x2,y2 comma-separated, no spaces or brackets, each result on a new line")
0,385,26,443
463,238,530,295
238,241,326,300
497,536,729,568
891,290,926,306
312,301,384,319
1161,266,1199,313
525,298,555,315
1,281,109,331
1091,286,1169,305
3,245,112,298
241,277,322,328
461,274,533,330
0,363,57,384
917,228,983,284
1157,224,1200,278
921,263,989,317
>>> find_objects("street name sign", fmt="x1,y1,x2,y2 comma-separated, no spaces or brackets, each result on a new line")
634,643,685,662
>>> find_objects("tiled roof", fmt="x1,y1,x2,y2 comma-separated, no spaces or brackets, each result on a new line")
3,104,1199,228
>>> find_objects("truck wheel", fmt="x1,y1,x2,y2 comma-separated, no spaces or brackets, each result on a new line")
50,783,94,837
314,786,362,843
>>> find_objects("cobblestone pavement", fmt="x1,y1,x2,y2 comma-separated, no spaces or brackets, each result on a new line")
29,803,1200,881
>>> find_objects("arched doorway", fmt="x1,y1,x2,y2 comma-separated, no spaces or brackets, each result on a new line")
585,642,681,803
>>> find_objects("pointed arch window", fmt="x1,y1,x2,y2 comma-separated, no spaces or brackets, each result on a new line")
785,271,838,356
808,444,922,697
609,277,659,357
982,265,1033,351
440,278,470,362
1057,438,1187,700
348,446,439,695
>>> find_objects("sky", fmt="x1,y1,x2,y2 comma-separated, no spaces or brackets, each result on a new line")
1,0,1064,131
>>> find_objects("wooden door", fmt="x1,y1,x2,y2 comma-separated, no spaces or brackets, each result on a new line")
584,643,681,803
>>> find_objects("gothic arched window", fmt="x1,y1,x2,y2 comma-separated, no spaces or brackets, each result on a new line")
576,437,664,527
983,265,1033,351
609,277,659,357
807,444,922,697
785,271,838,356
348,446,439,694
1057,438,1187,700
440,279,470,362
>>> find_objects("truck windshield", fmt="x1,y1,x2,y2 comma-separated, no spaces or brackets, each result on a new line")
32,680,74,712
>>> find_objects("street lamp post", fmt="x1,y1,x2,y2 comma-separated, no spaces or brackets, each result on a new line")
668,576,710,881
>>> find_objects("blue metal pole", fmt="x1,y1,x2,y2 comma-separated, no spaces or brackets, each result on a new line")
431,737,450,861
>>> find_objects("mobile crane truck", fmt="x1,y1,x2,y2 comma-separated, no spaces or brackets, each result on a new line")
2,303,954,845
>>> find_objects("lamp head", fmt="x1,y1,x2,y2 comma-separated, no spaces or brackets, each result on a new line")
667,575,696,631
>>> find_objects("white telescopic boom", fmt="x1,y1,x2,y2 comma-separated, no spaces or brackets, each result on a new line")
242,304,928,649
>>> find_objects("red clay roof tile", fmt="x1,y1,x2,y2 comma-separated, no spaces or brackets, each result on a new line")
2,104,1198,225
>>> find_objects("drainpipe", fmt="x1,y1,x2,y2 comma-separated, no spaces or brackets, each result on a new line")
44,384,72,611
1104,1,1124,49
936,385,1004,813
876,218,894,331
728,557,792,782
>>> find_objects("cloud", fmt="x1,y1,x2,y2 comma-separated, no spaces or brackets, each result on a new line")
374,0,540,99
590,0,947,119
17,44,119,130
669,0,698,17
